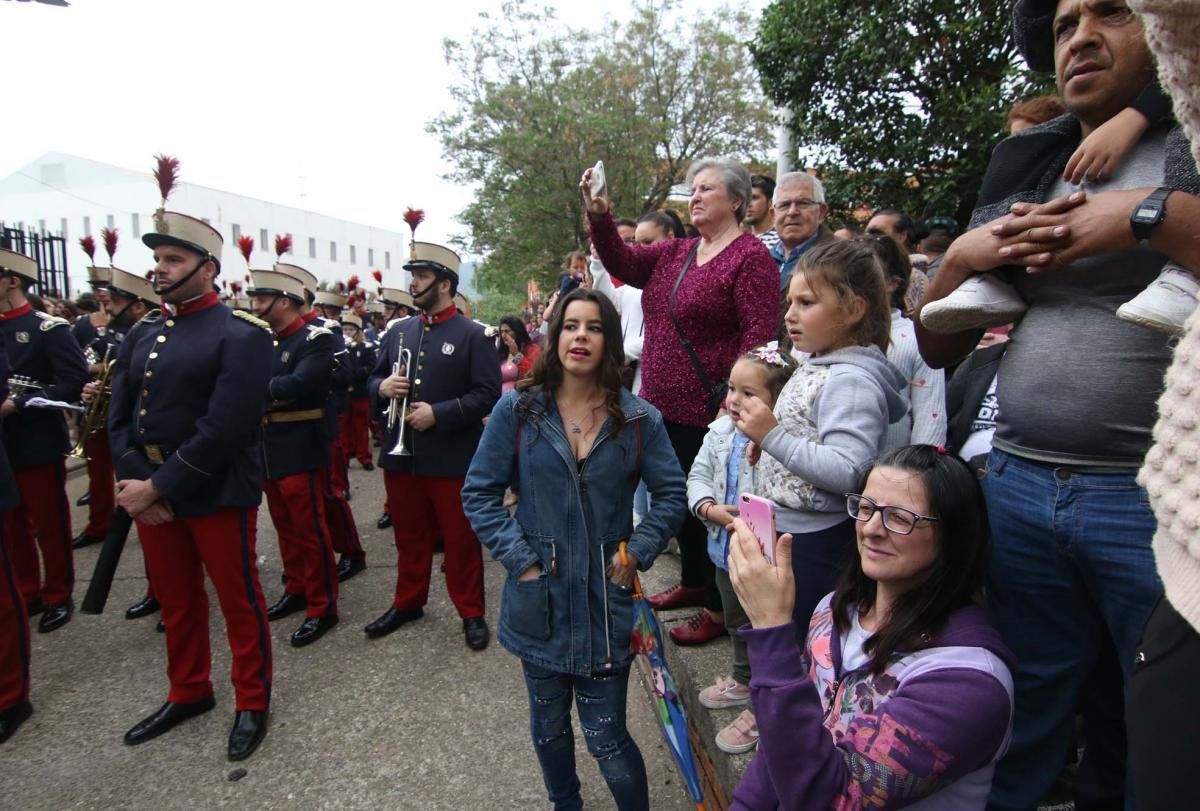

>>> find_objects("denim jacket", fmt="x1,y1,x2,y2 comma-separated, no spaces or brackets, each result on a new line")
463,387,687,676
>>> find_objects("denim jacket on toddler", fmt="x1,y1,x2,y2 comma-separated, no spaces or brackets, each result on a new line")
463,386,687,676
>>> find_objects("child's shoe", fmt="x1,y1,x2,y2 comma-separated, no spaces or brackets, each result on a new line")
699,675,750,710
920,274,1027,333
715,710,759,754
1116,264,1199,336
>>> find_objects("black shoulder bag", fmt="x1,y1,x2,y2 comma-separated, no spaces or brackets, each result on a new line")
669,243,727,419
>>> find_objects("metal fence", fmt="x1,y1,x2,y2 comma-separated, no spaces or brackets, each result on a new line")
0,224,70,297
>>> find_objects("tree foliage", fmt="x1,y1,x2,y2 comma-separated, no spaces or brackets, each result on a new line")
431,0,773,312
750,0,1053,226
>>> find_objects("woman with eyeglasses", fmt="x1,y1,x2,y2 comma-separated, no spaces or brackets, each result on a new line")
725,444,1015,810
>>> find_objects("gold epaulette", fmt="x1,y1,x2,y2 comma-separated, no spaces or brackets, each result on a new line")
306,324,332,341
34,311,69,331
137,308,163,325
233,309,271,331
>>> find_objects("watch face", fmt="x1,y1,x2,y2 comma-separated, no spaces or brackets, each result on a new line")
1134,206,1160,222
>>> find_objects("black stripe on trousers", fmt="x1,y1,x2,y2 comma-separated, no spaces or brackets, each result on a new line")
307,472,337,616
236,507,272,706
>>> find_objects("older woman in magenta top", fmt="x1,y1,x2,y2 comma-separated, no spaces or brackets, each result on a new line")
582,157,778,644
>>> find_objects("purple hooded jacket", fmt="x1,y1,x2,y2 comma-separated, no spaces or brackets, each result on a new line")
732,594,1016,810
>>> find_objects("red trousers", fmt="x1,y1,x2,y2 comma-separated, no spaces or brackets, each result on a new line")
341,399,372,465
137,507,272,710
264,472,338,619
320,445,364,562
82,428,115,537
328,433,350,497
384,472,484,618
0,518,31,711
5,461,73,605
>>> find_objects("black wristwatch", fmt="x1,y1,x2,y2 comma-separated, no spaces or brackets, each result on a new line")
1130,187,1174,243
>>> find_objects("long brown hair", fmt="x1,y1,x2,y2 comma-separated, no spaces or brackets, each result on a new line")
793,240,891,353
517,288,627,435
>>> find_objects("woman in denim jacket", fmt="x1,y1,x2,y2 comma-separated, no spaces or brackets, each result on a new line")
464,289,687,811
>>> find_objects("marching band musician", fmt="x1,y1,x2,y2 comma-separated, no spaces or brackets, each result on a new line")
251,262,341,647
340,312,378,472
69,263,112,359
78,266,166,623
301,281,367,582
365,242,500,650
0,332,33,744
108,204,273,761
0,248,88,633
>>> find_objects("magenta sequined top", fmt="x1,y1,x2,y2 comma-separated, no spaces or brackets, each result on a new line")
588,211,779,428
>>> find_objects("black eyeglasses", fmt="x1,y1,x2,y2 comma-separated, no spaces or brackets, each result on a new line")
845,493,938,535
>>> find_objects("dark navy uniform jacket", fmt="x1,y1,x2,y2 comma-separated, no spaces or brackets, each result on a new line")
0,335,19,511
303,311,350,443
262,317,333,480
367,305,500,478
108,292,273,518
71,314,101,349
0,303,88,469
346,339,377,400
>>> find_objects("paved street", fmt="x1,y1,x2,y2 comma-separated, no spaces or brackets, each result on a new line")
0,459,694,810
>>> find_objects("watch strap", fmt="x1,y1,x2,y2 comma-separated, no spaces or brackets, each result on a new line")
1130,186,1173,242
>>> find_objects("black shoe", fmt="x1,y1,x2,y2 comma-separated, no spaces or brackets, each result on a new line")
72,532,103,550
364,607,423,639
376,511,392,530
266,593,306,622
125,596,161,620
362,462,375,471
344,489,352,502
38,599,73,634
123,696,216,746
76,492,91,507
156,620,166,633
337,557,366,583
464,617,490,651
0,701,33,744
25,599,45,618
280,572,288,586
227,709,268,761
291,614,338,648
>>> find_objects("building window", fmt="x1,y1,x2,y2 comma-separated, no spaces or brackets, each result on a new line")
60,218,68,239
368,248,375,266
232,223,241,241
349,245,357,265
385,251,391,269
330,241,337,262
260,228,269,250
83,216,91,236
308,237,316,258
106,214,115,229
131,213,140,237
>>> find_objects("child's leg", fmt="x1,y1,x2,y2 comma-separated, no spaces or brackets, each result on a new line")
790,521,857,639
714,567,751,687
919,272,1027,334
1117,262,1199,336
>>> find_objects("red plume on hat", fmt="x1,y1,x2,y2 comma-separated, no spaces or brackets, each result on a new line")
101,227,119,264
231,281,243,295
403,207,425,237
347,294,359,310
372,269,383,284
79,236,96,263
335,281,346,294
237,235,256,266
152,154,180,207
346,274,360,293
274,234,292,260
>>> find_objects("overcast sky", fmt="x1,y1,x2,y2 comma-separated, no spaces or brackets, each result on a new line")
4,0,767,253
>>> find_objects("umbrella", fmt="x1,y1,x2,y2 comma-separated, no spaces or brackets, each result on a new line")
621,543,706,810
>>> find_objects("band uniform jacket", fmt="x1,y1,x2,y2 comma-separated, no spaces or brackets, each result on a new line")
107,297,273,518
262,319,334,480
367,310,500,478
0,304,88,469
306,313,350,443
346,339,376,400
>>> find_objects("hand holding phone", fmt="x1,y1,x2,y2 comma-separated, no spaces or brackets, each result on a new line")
739,493,777,565
588,160,607,199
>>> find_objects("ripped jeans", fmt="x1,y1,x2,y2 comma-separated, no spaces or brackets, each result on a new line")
521,661,649,811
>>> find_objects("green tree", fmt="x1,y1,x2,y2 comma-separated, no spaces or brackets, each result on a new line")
431,0,773,311
750,0,1053,226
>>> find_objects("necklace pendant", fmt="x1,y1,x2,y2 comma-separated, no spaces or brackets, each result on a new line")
571,425,582,434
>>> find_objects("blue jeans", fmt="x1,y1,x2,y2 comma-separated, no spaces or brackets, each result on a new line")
982,449,1162,811
521,661,649,811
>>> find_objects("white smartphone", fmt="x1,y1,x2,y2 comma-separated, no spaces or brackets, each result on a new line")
588,160,607,199
739,493,777,565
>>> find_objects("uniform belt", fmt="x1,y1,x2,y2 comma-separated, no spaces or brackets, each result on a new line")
141,444,171,466
262,407,325,424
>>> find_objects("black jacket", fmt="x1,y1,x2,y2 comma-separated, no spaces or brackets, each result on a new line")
263,318,334,480
946,342,1008,459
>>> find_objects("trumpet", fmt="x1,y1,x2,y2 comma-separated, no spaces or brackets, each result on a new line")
384,334,414,457
68,345,114,460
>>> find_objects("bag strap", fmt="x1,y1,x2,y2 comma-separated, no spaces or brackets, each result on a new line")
669,243,725,414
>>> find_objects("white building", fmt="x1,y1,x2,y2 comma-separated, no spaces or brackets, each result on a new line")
0,152,411,296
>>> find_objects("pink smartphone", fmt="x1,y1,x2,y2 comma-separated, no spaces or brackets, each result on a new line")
739,493,777,565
